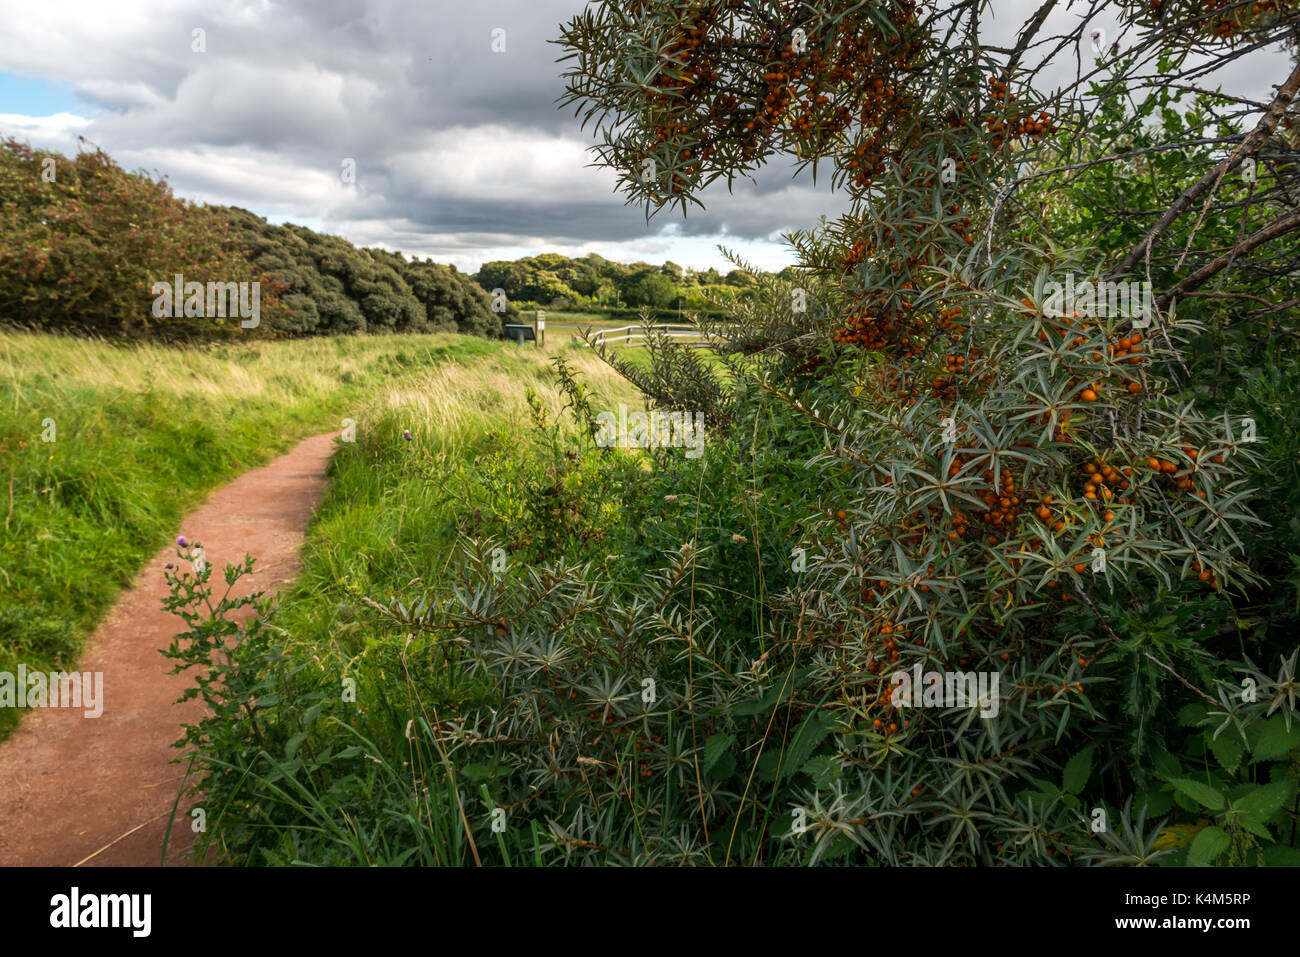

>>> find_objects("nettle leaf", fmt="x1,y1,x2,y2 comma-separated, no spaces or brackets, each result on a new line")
1187,825,1230,866
783,712,837,777
1024,789,1059,810
1062,746,1094,795
1251,716,1300,762
1168,778,1225,811
1236,814,1274,842
1152,749,1183,779
756,749,784,782
802,753,841,789
1177,702,1208,727
1234,780,1291,822
1207,729,1245,775
1135,786,1175,817
1022,775,1061,809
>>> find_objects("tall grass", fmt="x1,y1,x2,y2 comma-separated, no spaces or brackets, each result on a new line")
0,329,500,739
269,345,641,662
169,344,646,864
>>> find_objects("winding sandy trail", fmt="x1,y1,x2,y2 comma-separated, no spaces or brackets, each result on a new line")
0,431,337,866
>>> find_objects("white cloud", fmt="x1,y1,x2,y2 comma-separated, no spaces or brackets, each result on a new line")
0,0,1292,273
0,112,90,150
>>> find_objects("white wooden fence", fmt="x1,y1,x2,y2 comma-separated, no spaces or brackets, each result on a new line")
571,324,710,348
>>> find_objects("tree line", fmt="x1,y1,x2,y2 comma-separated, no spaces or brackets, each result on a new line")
473,251,769,314
0,137,766,340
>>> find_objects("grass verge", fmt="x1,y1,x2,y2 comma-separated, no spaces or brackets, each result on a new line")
0,329,499,740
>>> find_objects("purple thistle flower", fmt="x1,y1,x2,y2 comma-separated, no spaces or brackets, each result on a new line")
176,535,187,547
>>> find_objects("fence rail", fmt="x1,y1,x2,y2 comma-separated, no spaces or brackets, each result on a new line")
571,325,712,348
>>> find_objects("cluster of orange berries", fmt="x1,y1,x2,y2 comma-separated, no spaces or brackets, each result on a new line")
1035,309,1147,402
643,0,927,183
745,60,794,143
938,460,1039,544
946,204,976,246
929,342,987,400
938,304,967,341
832,221,949,361
784,41,855,148
832,243,926,359
1146,446,1221,498
841,237,869,274
975,468,1028,539
1190,558,1221,589
832,305,926,356
831,129,1021,359
1109,333,1146,394
1032,494,1067,535
1080,457,1131,511
983,76,1054,150
833,4,924,186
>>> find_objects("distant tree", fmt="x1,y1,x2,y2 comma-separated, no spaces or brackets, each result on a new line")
473,251,766,311
227,209,504,337
474,257,580,305
0,139,286,338
594,280,618,306
623,268,677,308
396,255,506,337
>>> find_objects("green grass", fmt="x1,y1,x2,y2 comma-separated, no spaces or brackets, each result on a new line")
169,344,649,864
0,329,501,740
266,345,641,664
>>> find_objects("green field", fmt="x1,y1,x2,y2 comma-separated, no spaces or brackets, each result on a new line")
0,330,563,740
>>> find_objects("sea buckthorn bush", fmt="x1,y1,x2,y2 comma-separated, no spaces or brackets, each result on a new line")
174,0,1300,864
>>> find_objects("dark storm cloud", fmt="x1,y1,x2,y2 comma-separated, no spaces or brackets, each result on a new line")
0,0,1291,269
17,0,831,255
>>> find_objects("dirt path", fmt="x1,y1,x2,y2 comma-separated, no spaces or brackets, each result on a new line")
0,431,337,867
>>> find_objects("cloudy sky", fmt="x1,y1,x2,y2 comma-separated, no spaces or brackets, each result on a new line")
0,1,1291,274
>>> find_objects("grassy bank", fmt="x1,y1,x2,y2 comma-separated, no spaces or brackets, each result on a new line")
0,330,499,739
266,345,643,667
175,345,680,863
